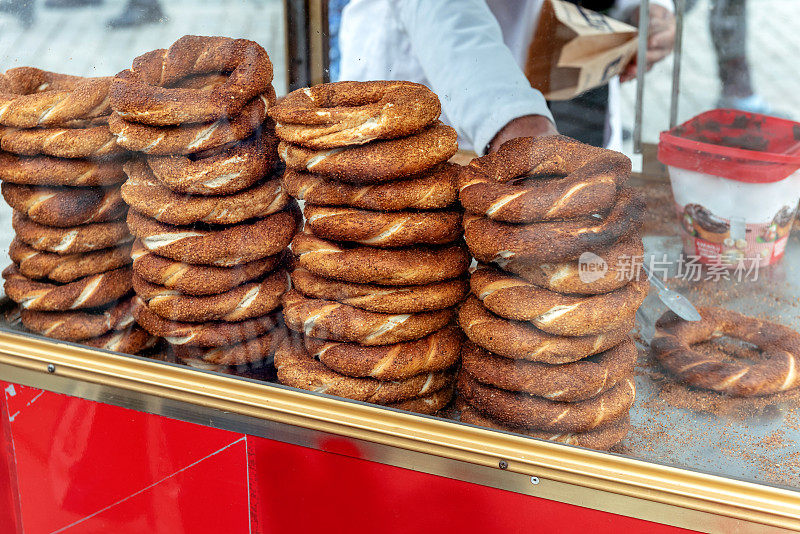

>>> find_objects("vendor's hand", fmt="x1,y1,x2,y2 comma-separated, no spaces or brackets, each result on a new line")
620,5,676,82
488,114,558,153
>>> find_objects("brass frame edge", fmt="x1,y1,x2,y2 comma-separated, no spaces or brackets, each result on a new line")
0,331,798,531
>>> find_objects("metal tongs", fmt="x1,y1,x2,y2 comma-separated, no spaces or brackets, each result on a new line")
642,264,701,321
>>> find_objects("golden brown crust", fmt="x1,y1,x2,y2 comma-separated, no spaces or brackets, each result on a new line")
461,338,636,402
83,325,159,355
0,123,124,158
122,159,289,225
282,163,458,211
292,231,470,286
3,264,132,311
9,238,132,283
652,307,800,396
458,295,633,363
470,265,648,336
388,386,453,414
0,152,127,186
305,325,463,380
130,239,282,296
127,201,299,266
19,296,136,341
292,267,467,313
133,268,289,322
279,122,457,184
464,188,645,263
111,36,273,125
271,81,440,149
274,337,455,404
13,211,131,254
2,182,127,227
457,370,635,433
458,136,630,222
173,326,288,366
303,204,462,248
282,289,454,345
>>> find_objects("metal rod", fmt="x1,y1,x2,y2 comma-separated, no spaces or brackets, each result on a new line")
669,0,686,128
633,0,650,154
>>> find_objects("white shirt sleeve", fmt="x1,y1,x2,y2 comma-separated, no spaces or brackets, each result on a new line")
395,0,554,154
611,0,674,23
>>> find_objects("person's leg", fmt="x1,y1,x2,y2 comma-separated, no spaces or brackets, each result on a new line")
710,0,752,98
107,0,165,29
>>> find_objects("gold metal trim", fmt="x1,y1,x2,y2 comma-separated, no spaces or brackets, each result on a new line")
0,330,798,531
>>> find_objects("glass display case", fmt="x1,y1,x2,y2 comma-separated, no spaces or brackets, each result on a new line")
0,1,799,532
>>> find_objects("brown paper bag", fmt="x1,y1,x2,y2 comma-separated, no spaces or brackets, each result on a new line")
525,0,638,101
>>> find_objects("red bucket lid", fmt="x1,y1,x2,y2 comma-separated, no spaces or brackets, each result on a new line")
658,109,800,183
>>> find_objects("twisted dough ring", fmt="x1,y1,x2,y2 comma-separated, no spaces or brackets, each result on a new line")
9,239,132,283
127,202,299,267
464,187,645,264
173,327,288,366
282,163,458,211
133,268,289,322
3,264,132,311
146,132,278,196
389,387,454,415
0,67,111,127
133,297,281,346
279,122,457,184
457,371,635,433
270,81,440,149
0,123,123,159
13,212,131,254
19,296,135,341
122,160,288,225
458,401,629,451
111,36,273,125
84,325,158,355
458,295,632,363
2,182,127,227
461,338,636,402
493,233,643,295
131,240,282,296
292,267,467,314
275,338,455,404
109,91,274,155
471,265,648,336
282,290,453,346
458,136,630,223
304,205,462,248
305,325,463,380
652,308,800,397
0,152,126,186
292,232,470,286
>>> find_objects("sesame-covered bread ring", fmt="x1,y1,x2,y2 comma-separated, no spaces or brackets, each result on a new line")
9,239,132,283
126,201,299,266
457,370,635,433
279,122,457,184
132,268,289,322
19,296,136,341
108,91,274,155
83,325,159,355
111,36,273,125
292,267,467,313
0,123,124,158
121,159,288,225
270,81,440,149
461,338,636,402
146,132,278,196
458,296,632,364
130,240,282,296
0,67,112,127
3,264,132,311
304,325,463,381
292,232,470,286
133,297,281,346
282,163,458,211
274,338,455,404
2,182,127,227
304,205,462,248
13,211,131,254
458,401,629,451
464,187,645,264
172,326,288,366
458,136,630,223
0,152,127,186
493,233,643,295
652,308,800,397
470,265,647,336
388,387,454,415
282,290,453,346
